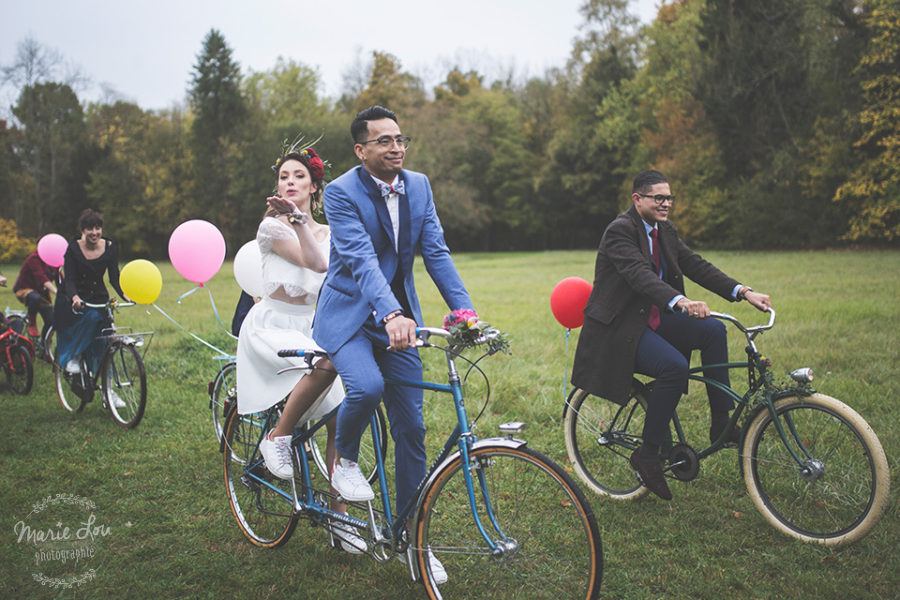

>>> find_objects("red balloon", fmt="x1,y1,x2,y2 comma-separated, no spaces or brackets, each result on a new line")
550,277,593,329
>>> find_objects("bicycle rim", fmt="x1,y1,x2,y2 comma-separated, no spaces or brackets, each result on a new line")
6,344,33,394
211,361,236,443
103,343,147,429
742,394,890,546
223,409,298,547
54,357,86,413
416,445,603,599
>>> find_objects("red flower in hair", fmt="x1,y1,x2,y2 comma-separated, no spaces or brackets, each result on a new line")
303,148,325,181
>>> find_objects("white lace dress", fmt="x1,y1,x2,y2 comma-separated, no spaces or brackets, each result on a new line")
236,217,343,418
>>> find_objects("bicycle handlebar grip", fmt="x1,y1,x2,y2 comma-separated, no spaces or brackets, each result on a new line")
277,349,301,357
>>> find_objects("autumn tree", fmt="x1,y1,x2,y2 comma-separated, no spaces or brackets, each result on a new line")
834,0,900,242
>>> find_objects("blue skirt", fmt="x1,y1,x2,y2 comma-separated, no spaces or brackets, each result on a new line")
56,308,108,374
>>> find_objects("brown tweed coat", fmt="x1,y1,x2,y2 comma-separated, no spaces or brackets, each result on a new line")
571,205,740,404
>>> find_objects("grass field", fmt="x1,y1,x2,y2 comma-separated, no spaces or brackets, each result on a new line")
1,249,897,599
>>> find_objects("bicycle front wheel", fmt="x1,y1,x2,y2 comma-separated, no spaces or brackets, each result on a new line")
102,343,147,429
42,326,55,364
210,361,236,443
5,344,33,394
416,444,603,599
742,393,890,547
223,408,298,547
564,386,650,500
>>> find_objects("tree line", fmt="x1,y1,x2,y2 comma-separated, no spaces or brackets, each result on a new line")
1,0,897,261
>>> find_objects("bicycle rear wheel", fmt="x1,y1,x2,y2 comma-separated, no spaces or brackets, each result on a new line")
210,361,236,443
309,405,388,483
102,342,147,429
223,408,298,547
5,344,33,394
54,356,87,412
564,385,650,500
416,444,603,599
742,393,890,547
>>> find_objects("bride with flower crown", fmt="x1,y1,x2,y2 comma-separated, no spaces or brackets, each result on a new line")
235,145,366,554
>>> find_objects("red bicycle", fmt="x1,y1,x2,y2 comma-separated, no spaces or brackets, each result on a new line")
0,317,34,394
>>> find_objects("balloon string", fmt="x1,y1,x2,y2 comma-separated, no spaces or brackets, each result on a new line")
563,328,570,401
176,285,201,303
206,287,239,340
151,303,231,356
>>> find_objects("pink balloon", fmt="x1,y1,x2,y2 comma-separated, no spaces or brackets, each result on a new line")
550,276,593,329
37,233,68,267
168,220,226,284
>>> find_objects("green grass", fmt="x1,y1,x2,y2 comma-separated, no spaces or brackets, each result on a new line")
1,249,898,599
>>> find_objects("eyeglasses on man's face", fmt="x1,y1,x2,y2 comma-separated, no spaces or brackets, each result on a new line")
360,135,411,150
637,193,676,205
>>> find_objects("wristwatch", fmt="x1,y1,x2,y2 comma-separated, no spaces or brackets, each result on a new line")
383,310,404,324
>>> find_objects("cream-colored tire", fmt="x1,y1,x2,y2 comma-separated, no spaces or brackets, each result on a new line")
741,393,889,547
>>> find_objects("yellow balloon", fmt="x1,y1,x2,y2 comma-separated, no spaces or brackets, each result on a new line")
120,259,162,304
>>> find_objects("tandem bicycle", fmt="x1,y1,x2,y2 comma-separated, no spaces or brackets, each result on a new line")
222,326,603,599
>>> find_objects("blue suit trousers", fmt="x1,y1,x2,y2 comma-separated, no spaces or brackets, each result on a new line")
330,318,425,515
634,311,732,447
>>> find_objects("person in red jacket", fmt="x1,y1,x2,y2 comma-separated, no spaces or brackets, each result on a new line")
13,251,59,339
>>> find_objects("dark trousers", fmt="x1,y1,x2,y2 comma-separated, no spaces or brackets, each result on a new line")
634,311,732,447
24,291,54,339
330,317,425,516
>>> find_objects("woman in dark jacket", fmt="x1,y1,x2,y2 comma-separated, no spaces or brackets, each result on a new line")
53,209,128,375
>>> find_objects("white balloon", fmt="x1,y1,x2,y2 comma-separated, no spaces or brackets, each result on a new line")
233,240,264,298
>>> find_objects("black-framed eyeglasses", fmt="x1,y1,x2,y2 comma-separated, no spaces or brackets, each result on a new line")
637,193,676,205
360,135,411,149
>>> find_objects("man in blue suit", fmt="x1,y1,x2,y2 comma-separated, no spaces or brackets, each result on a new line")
313,107,472,571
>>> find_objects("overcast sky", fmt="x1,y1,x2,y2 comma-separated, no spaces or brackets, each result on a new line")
1,0,659,115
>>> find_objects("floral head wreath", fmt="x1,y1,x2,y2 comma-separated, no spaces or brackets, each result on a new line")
271,133,331,182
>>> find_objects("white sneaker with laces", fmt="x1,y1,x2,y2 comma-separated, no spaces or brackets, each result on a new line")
332,458,374,501
330,520,367,554
107,389,127,409
65,359,81,374
400,548,448,585
259,433,294,480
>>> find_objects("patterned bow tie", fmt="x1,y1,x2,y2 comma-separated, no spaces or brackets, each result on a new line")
378,180,405,198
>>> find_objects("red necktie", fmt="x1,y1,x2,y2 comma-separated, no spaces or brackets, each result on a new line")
648,228,661,330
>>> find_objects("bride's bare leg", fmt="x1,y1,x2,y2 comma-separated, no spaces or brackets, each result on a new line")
271,359,336,438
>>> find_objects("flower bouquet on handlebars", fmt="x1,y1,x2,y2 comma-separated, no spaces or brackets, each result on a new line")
441,309,510,356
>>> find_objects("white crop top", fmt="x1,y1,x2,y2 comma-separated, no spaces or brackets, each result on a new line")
256,217,328,305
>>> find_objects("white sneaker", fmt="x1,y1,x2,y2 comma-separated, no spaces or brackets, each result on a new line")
107,389,126,409
330,519,367,554
331,458,374,501
259,433,294,480
65,359,81,374
400,548,448,585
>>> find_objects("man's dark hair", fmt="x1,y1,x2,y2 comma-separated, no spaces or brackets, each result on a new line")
351,105,398,144
78,208,104,231
632,170,668,195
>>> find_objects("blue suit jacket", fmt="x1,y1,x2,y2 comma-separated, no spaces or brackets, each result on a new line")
313,165,472,353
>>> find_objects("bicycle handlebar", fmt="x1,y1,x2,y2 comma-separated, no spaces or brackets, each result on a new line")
82,300,135,309
710,308,775,334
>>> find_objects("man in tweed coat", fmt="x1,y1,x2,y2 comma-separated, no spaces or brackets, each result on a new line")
571,170,771,500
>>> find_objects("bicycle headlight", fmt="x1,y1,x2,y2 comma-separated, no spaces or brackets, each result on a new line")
790,367,814,383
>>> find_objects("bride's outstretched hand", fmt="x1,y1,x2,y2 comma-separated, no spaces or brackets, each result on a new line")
267,195,297,214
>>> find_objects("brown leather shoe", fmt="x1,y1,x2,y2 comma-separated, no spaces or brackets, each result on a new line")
630,449,672,500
